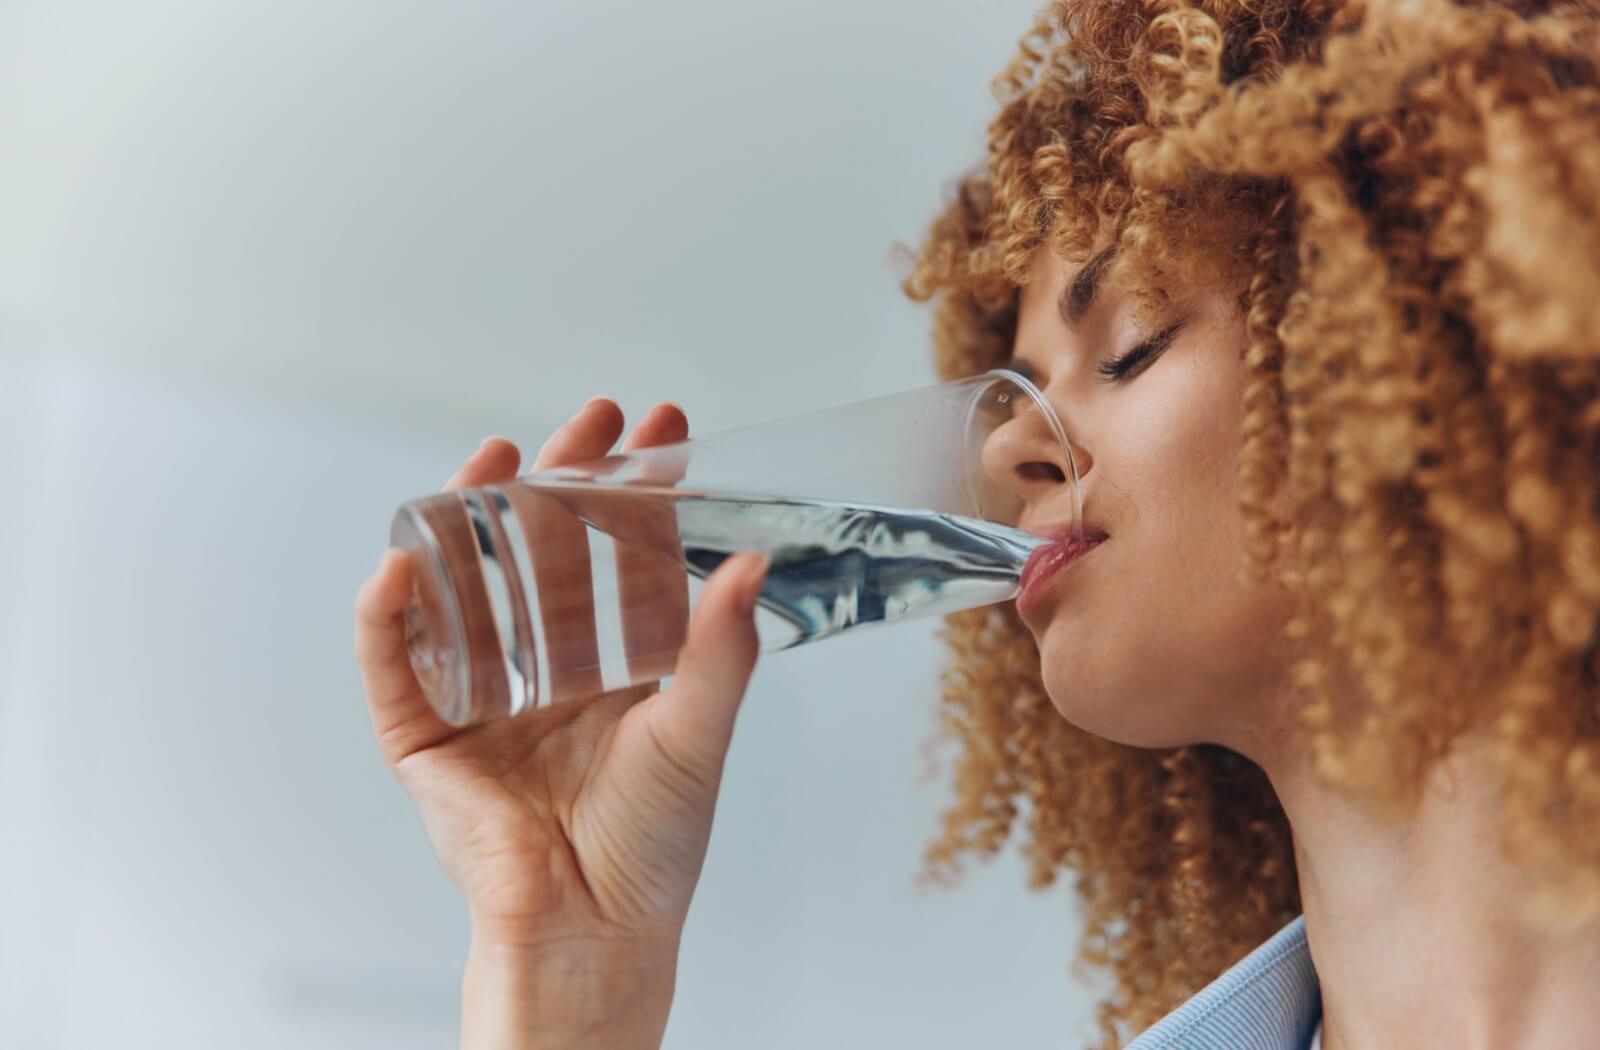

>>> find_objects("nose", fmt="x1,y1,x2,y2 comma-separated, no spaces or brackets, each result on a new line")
979,391,1089,516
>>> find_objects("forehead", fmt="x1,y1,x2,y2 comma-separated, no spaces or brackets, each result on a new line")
1024,240,1113,292
1028,240,1081,286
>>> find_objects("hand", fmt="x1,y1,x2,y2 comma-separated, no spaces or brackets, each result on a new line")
353,399,770,958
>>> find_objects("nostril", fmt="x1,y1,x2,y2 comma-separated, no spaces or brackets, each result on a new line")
1017,461,1067,483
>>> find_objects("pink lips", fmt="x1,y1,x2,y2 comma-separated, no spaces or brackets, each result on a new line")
1016,526,1107,621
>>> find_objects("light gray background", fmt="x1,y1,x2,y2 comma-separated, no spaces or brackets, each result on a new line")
0,2,1104,1046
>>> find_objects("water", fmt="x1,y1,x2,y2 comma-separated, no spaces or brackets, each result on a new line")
666,492,1038,645
396,480,1049,722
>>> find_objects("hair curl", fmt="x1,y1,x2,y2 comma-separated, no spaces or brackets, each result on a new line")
900,1,1600,1045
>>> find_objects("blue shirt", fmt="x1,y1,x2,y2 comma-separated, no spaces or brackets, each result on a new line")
1123,914,1322,1050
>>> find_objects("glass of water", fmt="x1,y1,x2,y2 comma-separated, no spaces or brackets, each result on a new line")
389,369,1081,727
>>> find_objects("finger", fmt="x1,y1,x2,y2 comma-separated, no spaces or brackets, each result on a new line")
504,398,627,705
444,436,522,492
505,479,607,705
367,437,521,757
619,402,688,453
533,398,625,471
612,402,692,684
631,550,769,781
567,401,688,487
355,547,452,765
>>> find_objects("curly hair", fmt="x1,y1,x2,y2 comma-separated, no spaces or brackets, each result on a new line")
899,1,1600,1045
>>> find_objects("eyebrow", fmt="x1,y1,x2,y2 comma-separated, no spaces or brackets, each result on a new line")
1059,247,1116,329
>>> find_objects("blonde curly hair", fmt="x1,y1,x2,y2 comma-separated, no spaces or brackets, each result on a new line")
899,1,1600,1045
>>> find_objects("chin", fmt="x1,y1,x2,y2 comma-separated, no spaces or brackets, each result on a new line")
1034,630,1192,749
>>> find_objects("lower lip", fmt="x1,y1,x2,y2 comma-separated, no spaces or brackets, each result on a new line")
1016,538,1106,621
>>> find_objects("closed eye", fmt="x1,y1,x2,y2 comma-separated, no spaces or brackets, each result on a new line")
1096,321,1185,382
1006,320,1186,387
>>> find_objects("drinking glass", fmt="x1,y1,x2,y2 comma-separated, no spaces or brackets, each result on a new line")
389,368,1079,727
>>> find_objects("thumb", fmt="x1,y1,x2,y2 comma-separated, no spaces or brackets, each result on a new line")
635,550,770,782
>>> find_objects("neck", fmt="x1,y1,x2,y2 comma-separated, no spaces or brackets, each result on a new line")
1248,725,1600,1050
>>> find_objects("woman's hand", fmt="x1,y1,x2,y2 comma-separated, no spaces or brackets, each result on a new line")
352,398,770,1047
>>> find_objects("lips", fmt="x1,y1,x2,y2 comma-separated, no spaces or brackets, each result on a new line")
1016,523,1108,621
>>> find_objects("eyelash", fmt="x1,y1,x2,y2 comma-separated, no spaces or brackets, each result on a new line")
1006,322,1184,389
1096,323,1184,382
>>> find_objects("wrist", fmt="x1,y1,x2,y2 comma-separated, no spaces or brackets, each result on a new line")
462,926,680,1050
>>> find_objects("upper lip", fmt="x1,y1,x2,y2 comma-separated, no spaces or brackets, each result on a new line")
1022,519,1109,544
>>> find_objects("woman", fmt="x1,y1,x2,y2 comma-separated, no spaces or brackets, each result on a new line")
353,1,1600,1046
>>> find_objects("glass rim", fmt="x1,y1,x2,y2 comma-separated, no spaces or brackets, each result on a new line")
982,367,1074,466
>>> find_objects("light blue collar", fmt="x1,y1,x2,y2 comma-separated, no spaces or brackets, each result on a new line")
1124,914,1321,1050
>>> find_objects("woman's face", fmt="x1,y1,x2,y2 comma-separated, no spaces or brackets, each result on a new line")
989,242,1299,757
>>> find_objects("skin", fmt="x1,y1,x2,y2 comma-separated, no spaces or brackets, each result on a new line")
1004,240,1600,1050
354,400,773,1048
998,242,1301,759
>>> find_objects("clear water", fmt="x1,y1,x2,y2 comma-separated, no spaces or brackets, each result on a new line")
662,490,1044,649
414,480,1051,713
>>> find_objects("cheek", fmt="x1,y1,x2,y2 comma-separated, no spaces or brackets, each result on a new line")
1034,528,1272,745
1034,526,1295,749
